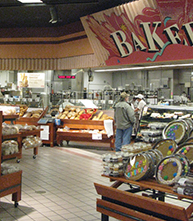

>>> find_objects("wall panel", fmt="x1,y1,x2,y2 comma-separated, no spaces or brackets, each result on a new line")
0,54,99,70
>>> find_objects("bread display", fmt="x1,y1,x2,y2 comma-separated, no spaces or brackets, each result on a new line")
2,140,19,155
17,105,28,117
22,109,43,118
22,136,42,149
0,106,16,115
1,163,20,175
2,125,19,135
2,124,39,135
57,107,114,121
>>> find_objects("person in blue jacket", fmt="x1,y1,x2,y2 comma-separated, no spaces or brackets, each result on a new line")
114,92,135,152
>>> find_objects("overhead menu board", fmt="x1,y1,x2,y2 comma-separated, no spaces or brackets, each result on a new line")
18,72,45,88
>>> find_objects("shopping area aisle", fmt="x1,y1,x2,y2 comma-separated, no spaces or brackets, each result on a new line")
0,146,118,221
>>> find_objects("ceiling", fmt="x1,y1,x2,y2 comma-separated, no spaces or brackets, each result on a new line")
0,0,131,29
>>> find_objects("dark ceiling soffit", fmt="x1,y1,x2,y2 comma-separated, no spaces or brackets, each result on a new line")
0,0,99,7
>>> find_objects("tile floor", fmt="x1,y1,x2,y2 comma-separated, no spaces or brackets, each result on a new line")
0,143,192,221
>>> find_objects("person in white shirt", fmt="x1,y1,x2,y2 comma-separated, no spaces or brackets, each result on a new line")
134,94,146,133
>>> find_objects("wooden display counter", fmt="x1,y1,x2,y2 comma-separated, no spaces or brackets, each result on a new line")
38,122,57,147
95,175,193,221
0,111,22,207
16,106,48,125
56,119,115,149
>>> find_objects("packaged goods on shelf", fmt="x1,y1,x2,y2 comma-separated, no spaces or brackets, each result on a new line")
2,125,19,135
22,109,43,118
0,106,16,115
173,177,193,196
102,153,123,177
155,154,190,185
22,136,42,149
121,142,152,154
2,140,19,155
1,163,20,175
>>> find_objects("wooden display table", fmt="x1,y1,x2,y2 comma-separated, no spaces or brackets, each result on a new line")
0,171,22,208
56,119,115,149
95,175,193,221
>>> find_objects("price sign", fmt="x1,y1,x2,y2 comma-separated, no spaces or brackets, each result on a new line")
92,133,102,140
22,98,27,102
108,100,113,104
28,98,32,102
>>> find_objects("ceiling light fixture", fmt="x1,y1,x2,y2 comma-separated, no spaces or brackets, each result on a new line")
17,0,43,3
94,63,193,72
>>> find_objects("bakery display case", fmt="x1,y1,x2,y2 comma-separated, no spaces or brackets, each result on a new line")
138,105,193,143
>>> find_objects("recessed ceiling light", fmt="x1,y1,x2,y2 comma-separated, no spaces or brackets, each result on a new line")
17,0,43,3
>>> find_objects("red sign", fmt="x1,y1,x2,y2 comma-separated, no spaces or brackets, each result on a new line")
81,0,193,66
58,76,76,79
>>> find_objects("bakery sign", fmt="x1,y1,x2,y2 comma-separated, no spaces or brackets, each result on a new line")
18,72,45,88
81,0,193,66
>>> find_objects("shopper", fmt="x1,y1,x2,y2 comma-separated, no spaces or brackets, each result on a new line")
134,94,146,133
135,94,146,116
114,92,135,152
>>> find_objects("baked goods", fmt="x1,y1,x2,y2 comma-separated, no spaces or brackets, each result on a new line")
22,136,42,149
124,152,154,181
22,109,43,118
2,140,19,155
163,120,189,144
174,143,193,165
155,155,188,185
102,153,123,177
2,125,19,135
1,163,20,175
152,139,177,157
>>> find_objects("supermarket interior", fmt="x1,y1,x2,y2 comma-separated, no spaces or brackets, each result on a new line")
1,0,193,221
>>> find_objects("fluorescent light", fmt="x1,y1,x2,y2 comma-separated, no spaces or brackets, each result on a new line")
17,0,43,3
94,63,193,72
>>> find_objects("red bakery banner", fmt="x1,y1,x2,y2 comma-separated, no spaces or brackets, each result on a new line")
81,0,193,66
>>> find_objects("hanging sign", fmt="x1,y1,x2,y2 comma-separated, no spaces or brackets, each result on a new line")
18,72,45,88
81,0,193,66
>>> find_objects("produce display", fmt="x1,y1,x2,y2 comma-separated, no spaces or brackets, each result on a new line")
57,105,113,120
